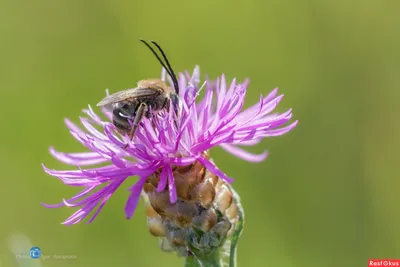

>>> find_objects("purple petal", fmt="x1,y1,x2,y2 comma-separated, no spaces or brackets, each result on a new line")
100,107,113,121
87,178,125,223
165,157,196,166
238,139,262,146
216,75,227,111
190,65,200,87
166,165,177,204
82,105,103,124
237,88,278,119
80,117,107,140
49,147,107,166
156,165,168,192
237,110,292,132
64,118,85,137
41,185,98,208
161,67,167,82
235,120,298,140
197,155,234,183
125,176,148,219
220,144,268,162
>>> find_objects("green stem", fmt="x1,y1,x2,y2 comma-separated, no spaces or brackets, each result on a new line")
184,250,223,267
228,186,245,267
184,253,200,267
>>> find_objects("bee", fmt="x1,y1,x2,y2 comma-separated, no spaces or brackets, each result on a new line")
97,40,180,148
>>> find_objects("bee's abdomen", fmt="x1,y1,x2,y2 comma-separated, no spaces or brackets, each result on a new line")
112,108,131,134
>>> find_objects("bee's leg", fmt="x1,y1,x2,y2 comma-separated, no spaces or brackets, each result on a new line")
130,103,147,140
123,103,147,149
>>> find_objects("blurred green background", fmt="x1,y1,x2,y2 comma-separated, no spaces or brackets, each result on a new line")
1,0,399,266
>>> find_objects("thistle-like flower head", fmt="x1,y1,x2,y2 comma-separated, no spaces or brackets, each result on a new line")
43,66,298,225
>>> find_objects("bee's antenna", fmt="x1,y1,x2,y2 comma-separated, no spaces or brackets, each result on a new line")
150,40,180,95
140,39,173,80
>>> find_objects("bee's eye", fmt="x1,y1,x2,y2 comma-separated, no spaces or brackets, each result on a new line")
122,104,130,109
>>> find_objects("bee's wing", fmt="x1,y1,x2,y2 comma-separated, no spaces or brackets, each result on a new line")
96,87,158,106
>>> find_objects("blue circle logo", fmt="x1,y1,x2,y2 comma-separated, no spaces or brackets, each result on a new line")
29,246,41,259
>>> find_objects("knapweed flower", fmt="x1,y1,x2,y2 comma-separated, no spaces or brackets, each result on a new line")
43,66,297,261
